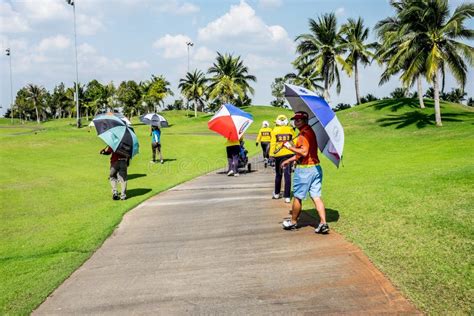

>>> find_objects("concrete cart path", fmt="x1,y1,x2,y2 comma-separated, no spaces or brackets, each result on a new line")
34,158,419,315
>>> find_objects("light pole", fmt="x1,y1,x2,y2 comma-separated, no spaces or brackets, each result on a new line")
185,41,195,117
5,48,13,124
186,41,194,74
66,0,81,128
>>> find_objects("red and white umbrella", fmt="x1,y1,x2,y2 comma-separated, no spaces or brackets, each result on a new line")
208,104,253,140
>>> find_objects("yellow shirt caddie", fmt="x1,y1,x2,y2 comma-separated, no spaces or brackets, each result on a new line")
256,127,273,143
270,125,297,157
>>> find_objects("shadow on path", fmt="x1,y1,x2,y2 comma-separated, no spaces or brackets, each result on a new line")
291,208,340,229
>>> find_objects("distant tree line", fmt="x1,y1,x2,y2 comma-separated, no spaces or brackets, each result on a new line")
5,52,257,123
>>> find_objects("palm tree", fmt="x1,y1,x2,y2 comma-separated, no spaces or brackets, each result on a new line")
25,84,46,124
140,75,174,113
340,17,377,105
376,0,474,126
376,0,426,108
285,57,324,93
178,70,208,117
207,52,256,106
50,83,68,118
294,13,349,102
84,80,106,120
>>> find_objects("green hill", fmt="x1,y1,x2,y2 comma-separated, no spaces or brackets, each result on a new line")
0,100,473,314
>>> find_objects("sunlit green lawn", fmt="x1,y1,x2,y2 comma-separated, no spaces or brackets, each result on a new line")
1,101,473,314
0,111,263,315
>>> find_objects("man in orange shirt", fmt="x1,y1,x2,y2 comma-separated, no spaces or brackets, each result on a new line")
280,111,329,234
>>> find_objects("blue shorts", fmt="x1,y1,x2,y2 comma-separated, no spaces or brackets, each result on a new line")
293,165,323,199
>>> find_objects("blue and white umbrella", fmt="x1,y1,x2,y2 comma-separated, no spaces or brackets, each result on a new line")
93,114,139,158
284,83,344,167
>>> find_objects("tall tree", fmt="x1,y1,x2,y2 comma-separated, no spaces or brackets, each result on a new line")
340,17,377,104
270,77,286,107
376,0,426,108
104,81,117,112
141,75,174,113
179,70,208,117
207,52,256,107
25,84,46,124
14,87,32,123
50,83,69,118
294,13,349,102
84,80,106,120
285,57,324,93
116,80,141,119
376,0,474,126
65,83,85,119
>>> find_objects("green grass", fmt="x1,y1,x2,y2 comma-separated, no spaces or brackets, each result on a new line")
0,111,265,315
1,101,473,314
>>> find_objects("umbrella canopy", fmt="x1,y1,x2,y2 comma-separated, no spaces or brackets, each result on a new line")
93,114,139,158
140,113,169,127
208,103,253,141
95,112,132,126
284,83,344,167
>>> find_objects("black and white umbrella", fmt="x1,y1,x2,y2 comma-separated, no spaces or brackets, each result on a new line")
140,113,169,127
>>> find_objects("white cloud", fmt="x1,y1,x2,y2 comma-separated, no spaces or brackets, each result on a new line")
0,36,29,53
0,2,30,33
16,0,69,21
245,53,280,71
335,7,345,17
4,0,104,37
36,35,71,52
125,61,150,70
258,0,283,9
193,46,215,63
153,34,192,58
77,14,104,36
197,0,293,52
78,43,97,55
155,0,200,15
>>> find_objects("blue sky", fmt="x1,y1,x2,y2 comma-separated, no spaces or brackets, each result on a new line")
0,0,473,116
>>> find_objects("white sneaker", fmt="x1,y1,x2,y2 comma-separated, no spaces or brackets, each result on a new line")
272,193,279,199
284,197,291,203
227,170,234,176
234,173,240,177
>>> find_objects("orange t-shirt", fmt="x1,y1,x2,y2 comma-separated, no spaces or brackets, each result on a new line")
295,125,320,165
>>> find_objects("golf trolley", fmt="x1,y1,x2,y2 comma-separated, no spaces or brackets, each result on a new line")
237,140,252,173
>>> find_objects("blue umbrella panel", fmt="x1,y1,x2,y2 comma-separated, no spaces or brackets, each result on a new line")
284,84,344,167
93,114,139,158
